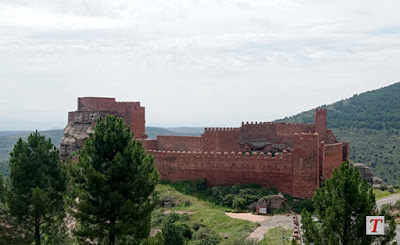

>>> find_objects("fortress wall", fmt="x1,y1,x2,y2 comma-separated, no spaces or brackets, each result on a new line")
150,150,294,196
202,128,241,153
68,111,76,123
241,122,315,142
141,139,158,151
292,133,320,198
276,123,315,138
326,130,337,144
76,97,145,138
157,136,203,152
129,106,146,138
78,97,142,113
323,142,345,178
241,122,278,140
315,108,327,142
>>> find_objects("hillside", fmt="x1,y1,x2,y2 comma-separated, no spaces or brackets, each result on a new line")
280,82,400,185
280,82,400,130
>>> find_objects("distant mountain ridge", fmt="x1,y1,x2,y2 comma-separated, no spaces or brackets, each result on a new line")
279,82,400,130
279,82,400,185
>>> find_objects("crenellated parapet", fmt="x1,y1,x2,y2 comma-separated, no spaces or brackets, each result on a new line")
62,98,347,199
204,127,240,132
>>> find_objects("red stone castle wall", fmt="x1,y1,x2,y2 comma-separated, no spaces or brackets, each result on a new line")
150,150,294,195
157,136,203,152
73,97,146,139
202,128,241,153
63,97,349,199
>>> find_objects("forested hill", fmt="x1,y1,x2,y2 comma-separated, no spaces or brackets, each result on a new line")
280,82,400,130
280,82,400,185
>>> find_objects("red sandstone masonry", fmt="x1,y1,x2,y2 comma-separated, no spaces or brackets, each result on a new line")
291,133,320,198
323,142,347,178
150,132,324,198
202,128,241,153
315,108,327,142
157,136,203,152
150,149,294,196
63,97,348,199
74,97,146,139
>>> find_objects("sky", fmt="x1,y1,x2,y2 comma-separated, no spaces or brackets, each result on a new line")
0,0,399,130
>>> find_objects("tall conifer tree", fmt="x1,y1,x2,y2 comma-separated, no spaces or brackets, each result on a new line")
6,131,67,245
301,160,396,244
71,115,160,244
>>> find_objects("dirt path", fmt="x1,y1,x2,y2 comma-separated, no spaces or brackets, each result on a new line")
225,212,270,223
225,213,294,241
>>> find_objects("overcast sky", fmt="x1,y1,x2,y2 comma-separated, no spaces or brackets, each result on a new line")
0,0,399,130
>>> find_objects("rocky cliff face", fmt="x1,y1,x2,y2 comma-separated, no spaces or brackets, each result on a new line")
60,111,100,161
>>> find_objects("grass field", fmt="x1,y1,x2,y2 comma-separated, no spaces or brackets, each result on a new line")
154,184,258,244
259,226,293,245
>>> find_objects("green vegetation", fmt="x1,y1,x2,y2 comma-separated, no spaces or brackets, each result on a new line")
332,128,400,184
0,159,9,177
5,131,67,245
373,189,399,200
281,82,400,130
70,115,160,244
301,160,396,244
164,179,313,213
0,130,64,176
280,82,400,185
152,184,258,245
258,226,293,245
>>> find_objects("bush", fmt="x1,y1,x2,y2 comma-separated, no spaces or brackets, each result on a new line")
192,227,221,245
162,221,186,245
176,223,193,239
232,196,246,211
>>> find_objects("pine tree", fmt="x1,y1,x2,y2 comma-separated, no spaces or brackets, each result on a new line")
301,160,396,244
71,115,160,244
5,131,67,245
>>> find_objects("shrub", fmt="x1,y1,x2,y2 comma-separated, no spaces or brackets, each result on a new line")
192,227,221,245
162,221,186,245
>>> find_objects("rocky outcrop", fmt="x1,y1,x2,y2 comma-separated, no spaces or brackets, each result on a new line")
353,163,383,188
60,111,99,161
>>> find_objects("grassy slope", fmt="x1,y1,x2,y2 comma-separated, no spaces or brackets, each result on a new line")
259,227,293,245
155,184,257,244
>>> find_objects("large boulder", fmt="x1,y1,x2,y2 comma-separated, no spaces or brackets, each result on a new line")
353,163,383,188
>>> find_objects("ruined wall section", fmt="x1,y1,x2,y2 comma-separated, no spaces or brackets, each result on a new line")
77,97,146,139
292,133,320,198
202,128,241,153
151,150,294,196
239,122,315,152
61,97,146,160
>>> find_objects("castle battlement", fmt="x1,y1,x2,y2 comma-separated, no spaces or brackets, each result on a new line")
204,127,240,132
147,149,292,159
61,97,348,199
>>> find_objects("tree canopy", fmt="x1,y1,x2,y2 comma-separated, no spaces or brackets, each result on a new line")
5,131,67,245
301,160,396,244
71,115,160,244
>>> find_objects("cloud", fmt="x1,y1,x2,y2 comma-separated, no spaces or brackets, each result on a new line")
0,0,399,129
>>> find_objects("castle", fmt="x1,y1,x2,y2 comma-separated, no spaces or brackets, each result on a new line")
61,97,349,198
